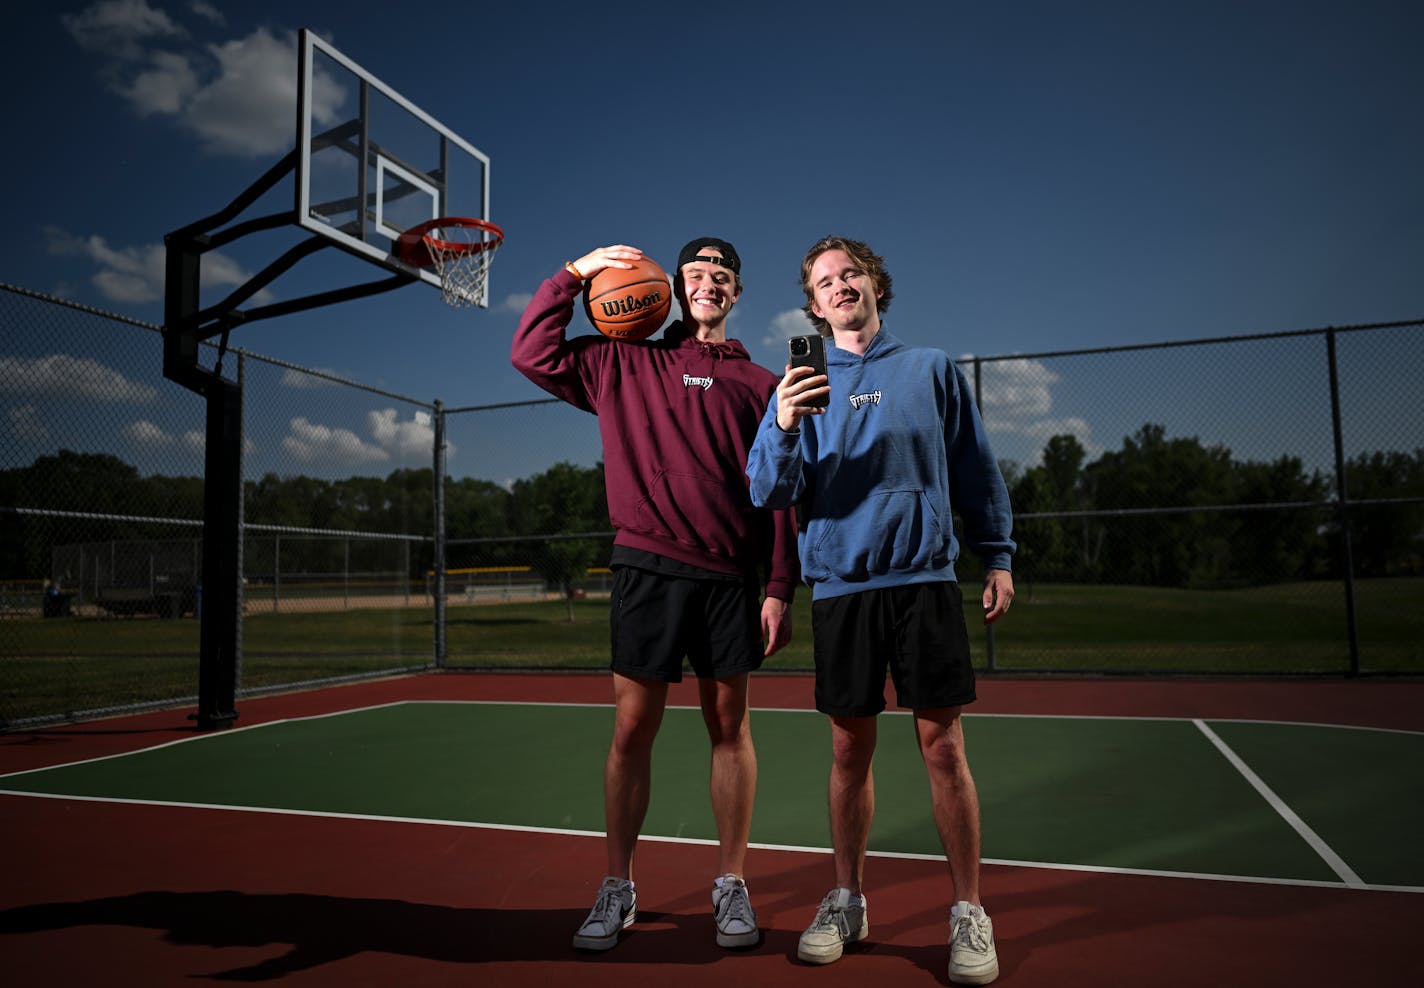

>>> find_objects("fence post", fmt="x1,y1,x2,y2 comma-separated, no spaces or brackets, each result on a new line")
433,400,447,669
970,356,998,673
194,374,242,730
235,353,246,684
1326,330,1362,676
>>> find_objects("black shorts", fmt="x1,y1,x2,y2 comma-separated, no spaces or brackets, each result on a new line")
811,582,977,717
609,566,764,683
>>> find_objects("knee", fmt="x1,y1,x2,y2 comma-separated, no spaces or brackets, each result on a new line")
610,712,660,757
831,733,874,775
919,731,969,778
702,708,750,749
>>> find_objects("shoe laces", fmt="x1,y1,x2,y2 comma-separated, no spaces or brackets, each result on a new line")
811,894,851,935
717,883,754,926
589,882,628,926
951,910,990,952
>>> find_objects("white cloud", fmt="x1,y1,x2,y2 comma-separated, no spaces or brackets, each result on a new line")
369,407,449,461
967,358,1103,462
63,0,184,60
184,28,308,155
7,405,49,441
189,1,224,26
118,421,249,459
498,292,534,314
0,354,158,403
277,409,449,469
45,229,165,303
45,226,273,307
282,416,389,466
198,250,274,301
65,5,328,158
761,308,814,352
1018,415,1096,443
122,49,199,115
123,419,174,446
280,368,341,389
974,358,1059,419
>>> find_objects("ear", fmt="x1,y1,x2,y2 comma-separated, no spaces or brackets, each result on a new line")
810,301,825,319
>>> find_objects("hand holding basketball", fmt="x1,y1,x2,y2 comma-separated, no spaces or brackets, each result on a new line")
569,245,643,281
577,245,672,342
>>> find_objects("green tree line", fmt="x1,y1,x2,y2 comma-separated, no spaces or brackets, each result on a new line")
4,425,1421,590
0,452,610,596
1008,424,1423,587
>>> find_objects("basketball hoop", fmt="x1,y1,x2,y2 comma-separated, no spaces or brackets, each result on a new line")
395,217,504,308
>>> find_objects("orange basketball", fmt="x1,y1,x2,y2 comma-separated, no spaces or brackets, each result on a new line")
583,257,673,341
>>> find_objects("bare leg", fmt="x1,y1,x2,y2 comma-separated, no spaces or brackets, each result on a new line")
828,715,878,893
699,672,756,877
914,706,983,905
604,672,668,880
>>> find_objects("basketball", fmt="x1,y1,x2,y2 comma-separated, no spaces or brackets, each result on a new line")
583,257,672,341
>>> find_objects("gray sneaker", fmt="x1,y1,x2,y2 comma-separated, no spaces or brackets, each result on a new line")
572,877,636,951
797,887,868,964
947,900,999,985
712,874,760,948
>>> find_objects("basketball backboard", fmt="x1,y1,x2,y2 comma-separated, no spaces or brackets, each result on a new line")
296,30,493,305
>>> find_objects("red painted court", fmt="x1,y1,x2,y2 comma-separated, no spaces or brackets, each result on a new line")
3,672,1422,987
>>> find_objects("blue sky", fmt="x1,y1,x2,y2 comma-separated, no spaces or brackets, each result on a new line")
3,1,1421,484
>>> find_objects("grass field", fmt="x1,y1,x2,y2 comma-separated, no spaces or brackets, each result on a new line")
3,578,1420,724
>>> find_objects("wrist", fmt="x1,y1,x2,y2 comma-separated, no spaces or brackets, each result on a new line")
564,260,585,281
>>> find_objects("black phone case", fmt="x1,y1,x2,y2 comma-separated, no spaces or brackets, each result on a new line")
788,335,829,407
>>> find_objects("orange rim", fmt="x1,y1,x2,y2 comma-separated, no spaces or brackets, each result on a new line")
396,217,504,267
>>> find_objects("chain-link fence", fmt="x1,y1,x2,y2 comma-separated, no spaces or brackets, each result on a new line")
3,281,1421,728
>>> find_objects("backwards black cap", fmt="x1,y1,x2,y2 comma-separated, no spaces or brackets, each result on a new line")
677,237,741,274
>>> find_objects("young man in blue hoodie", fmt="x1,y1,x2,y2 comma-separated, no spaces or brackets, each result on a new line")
746,235,1015,985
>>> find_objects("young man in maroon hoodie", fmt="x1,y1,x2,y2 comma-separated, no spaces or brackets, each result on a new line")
511,238,799,952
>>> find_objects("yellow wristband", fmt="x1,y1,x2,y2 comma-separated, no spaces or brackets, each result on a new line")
565,261,584,281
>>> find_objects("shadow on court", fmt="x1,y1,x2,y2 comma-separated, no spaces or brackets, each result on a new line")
1,891,593,979
0,884,961,983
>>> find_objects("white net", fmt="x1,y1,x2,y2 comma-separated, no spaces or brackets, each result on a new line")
423,223,503,308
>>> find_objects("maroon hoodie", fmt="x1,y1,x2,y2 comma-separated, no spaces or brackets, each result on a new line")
511,268,799,601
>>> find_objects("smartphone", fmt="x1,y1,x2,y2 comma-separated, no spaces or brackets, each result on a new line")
788,334,829,407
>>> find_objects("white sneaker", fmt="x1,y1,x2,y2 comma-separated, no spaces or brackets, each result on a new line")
712,874,760,948
572,877,636,951
948,900,999,985
796,887,868,964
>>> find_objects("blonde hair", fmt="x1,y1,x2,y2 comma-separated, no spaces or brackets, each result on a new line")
799,235,894,336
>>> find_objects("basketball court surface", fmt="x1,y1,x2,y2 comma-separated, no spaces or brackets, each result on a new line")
3,672,1421,987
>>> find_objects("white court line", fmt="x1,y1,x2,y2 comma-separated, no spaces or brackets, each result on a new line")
418,699,1424,737
0,700,414,780
2,787,1418,894
1193,718,1366,888
2,702,1409,894
6,697,1416,786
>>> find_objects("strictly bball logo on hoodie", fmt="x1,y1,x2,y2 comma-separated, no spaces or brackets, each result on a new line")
849,390,881,409
683,374,713,390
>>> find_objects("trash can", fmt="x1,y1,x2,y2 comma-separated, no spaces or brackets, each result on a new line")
42,589,72,618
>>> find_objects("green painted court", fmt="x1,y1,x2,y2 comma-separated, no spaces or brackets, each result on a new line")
7,699,1420,890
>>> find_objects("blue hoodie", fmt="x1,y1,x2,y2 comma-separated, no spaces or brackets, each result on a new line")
746,329,1015,600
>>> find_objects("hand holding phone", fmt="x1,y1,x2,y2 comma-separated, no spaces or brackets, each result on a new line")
788,335,829,408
